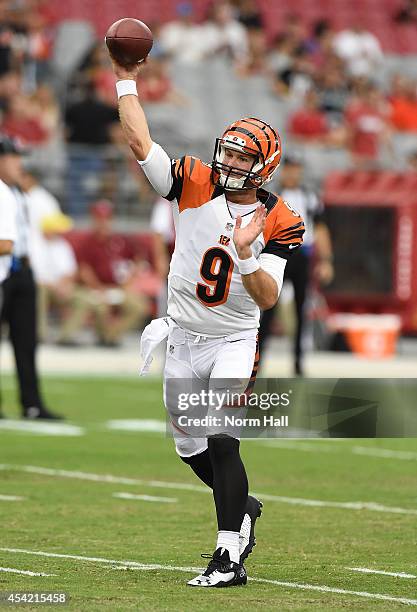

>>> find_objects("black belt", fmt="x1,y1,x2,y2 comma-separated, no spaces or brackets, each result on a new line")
10,256,30,272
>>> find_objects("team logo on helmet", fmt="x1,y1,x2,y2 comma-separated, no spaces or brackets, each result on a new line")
211,117,282,191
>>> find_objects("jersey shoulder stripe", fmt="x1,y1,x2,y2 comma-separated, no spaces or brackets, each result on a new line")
166,155,213,212
262,194,305,258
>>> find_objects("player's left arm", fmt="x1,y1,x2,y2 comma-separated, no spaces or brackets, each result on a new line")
233,205,280,310
234,201,306,310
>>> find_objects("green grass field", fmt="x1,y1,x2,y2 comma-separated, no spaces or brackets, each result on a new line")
1,374,416,611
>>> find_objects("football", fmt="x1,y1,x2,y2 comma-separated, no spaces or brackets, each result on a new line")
105,18,153,66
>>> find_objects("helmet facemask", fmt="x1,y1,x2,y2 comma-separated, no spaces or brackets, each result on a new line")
212,137,266,191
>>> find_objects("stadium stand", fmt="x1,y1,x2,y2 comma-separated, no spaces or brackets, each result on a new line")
2,0,417,340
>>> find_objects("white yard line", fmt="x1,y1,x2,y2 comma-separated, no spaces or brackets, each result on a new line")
248,576,417,606
259,440,417,462
106,420,166,433
352,447,417,461
113,493,177,503
0,494,25,501
347,567,416,579
259,440,336,452
1,463,416,516
0,464,208,492
0,566,56,577
0,547,182,570
252,493,417,516
1,548,416,606
0,420,84,437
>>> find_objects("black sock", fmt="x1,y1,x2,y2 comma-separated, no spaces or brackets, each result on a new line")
180,448,213,488
208,435,248,532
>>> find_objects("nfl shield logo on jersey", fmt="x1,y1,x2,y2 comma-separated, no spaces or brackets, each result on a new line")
225,222,234,232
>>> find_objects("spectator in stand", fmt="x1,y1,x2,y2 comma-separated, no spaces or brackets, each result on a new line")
0,0,52,89
139,56,187,105
21,0,54,86
1,93,49,145
72,42,116,108
267,32,299,73
0,22,15,77
288,87,330,142
30,84,60,136
234,0,263,30
65,84,118,215
104,120,156,206
0,70,21,112
77,200,148,346
316,60,349,127
18,165,59,284
145,22,166,59
150,195,175,317
200,1,248,64
160,2,204,64
305,19,335,69
333,22,383,78
407,150,417,170
273,45,315,99
389,74,417,132
34,212,109,346
394,0,417,24
17,166,95,346
236,27,268,76
344,79,391,168
33,212,82,344
288,87,346,146
283,13,307,50
65,83,118,148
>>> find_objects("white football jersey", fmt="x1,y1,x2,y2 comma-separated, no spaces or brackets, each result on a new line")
139,146,305,337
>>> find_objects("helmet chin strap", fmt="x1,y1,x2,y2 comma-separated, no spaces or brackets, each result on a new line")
224,185,254,193
219,173,246,189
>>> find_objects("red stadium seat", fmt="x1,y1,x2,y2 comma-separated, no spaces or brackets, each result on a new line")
46,0,417,55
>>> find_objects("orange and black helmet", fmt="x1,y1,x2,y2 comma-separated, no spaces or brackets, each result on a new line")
212,117,282,190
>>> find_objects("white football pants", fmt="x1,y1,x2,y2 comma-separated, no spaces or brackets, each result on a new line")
163,321,258,457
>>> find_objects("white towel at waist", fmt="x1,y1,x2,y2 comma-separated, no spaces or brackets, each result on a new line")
139,316,175,375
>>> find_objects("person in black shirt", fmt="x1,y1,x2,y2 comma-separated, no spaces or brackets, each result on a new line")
258,155,333,376
65,84,118,215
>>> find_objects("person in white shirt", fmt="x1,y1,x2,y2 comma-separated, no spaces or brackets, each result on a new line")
18,166,60,282
333,24,383,78
199,2,249,64
35,212,101,345
159,2,206,64
108,49,305,588
0,135,61,420
0,178,17,286
150,196,175,316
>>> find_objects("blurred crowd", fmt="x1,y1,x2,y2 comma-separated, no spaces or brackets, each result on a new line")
1,0,417,347
1,2,417,160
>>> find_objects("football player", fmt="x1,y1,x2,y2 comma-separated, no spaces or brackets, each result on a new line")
109,56,305,588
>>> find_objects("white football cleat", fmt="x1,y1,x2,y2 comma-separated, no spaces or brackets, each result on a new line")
187,547,247,588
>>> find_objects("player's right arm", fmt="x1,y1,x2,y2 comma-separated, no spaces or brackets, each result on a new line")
110,59,152,160
109,58,174,198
